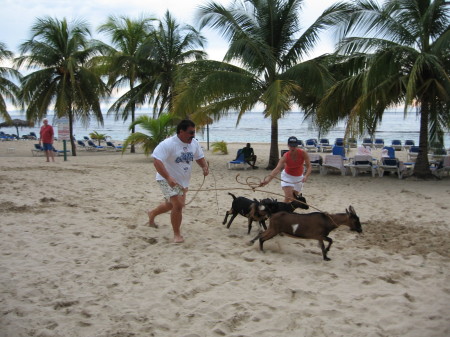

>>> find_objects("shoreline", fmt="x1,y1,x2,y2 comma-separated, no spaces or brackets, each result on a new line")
1,140,449,336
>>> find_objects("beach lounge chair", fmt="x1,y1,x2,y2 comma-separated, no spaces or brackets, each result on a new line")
382,146,396,159
320,155,347,176
31,143,44,156
227,149,249,170
348,155,378,177
403,140,415,151
52,146,70,156
407,146,420,161
319,138,332,152
334,138,344,147
77,140,89,151
374,138,385,149
305,139,319,152
431,148,447,162
308,153,323,172
391,139,402,151
362,138,374,148
332,145,346,159
433,156,450,177
378,157,405,179
106,141,123,152
87,140,106,151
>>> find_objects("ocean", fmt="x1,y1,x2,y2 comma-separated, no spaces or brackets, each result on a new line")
2,110,449,147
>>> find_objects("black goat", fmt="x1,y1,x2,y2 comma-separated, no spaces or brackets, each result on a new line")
248,206,362,261
260,192,309,214
223,193,268,234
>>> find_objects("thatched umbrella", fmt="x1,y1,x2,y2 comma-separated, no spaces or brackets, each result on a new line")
0,119,34,138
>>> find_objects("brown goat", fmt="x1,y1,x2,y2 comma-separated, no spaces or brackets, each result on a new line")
248,206,362,261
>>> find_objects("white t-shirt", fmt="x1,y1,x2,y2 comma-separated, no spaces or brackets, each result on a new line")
151,135,204,188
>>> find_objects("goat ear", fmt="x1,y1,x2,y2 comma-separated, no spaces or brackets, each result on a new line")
349,205,356,214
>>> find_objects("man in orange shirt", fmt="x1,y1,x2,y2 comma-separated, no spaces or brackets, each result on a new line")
261,136,311,202
39,118,55,162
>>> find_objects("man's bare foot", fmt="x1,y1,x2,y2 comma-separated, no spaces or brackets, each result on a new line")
147,210,158,228
173,235,184,243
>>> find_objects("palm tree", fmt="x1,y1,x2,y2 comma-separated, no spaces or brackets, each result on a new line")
121,113,176,156
0,42,21,121
317,0,450,178
173,0,345,169
125,11,207,118
15,17,109,156
96,15,155,153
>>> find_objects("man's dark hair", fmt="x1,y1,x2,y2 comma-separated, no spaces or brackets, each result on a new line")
177,119,196,134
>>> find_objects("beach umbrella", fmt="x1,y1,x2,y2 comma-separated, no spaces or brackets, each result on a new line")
0,119,34,138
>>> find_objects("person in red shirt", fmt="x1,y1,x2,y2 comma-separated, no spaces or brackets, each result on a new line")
261,136,311,202
39,118,55,162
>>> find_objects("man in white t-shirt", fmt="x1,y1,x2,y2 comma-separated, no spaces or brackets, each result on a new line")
148,119,209,243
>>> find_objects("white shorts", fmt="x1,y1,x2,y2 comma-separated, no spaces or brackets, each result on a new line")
280,170,303,192
157,180,185,200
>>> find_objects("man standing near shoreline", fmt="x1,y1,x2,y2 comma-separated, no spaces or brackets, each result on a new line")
148,119,209,243
39,118,55,162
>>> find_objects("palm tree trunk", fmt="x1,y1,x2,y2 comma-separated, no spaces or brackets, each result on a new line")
267,115,279,170
413,102,432,178
130,104,136,153
68,110,77,156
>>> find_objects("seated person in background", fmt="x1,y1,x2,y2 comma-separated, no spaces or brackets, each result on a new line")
241,143,258,169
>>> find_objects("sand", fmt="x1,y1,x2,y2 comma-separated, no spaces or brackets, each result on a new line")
0,140,449,337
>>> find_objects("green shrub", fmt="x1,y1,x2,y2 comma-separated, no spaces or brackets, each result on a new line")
211,141,228,154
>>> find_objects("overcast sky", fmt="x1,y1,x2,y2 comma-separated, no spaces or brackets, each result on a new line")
1,0,338,61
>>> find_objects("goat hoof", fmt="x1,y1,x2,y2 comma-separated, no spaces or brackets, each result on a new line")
324,257,331,261
246,241,254,246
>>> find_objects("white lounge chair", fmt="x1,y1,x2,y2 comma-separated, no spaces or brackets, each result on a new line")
433,156,450,177
378,157,406,179
348,155,378,177
320,155,347,176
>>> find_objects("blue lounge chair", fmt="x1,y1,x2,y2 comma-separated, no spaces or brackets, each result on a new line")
334,138,344,147
348,155,378,177
319,138,332,152
106,141,123,152
362,138,374,148
407,146,420,161
332,145,346,159
374,138,385,148
346,138,358,148
391,139,402,151
77,140,89,150
31,143,44,156
305,139,319,152
378,158,406,179
87,140,106,151
228,149,249,170
403,140,415,151
382,146,396,159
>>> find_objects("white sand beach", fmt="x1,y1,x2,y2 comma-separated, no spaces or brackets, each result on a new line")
1,140,449,337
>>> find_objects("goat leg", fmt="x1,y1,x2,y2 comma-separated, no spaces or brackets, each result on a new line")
318,239,331,261
222,211,231,225
226,213,238,228
324,236,333,252
247,219,253,235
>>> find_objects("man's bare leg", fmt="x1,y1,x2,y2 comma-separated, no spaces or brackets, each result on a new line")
170,194,186,243
147,201,172,228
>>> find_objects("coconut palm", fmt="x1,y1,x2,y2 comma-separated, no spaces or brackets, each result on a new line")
317,0,450,178
15,17,109,156
125,10,207,118
121,113,176,156
174,0,345,169
97,15,155,153
0,42,21,121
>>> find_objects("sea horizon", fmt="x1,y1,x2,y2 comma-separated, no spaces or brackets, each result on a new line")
1,110,449,147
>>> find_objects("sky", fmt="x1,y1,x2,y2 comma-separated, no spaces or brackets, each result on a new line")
0,0,338,61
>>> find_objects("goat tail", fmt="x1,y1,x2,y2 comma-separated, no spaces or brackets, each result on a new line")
228,192,237,200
